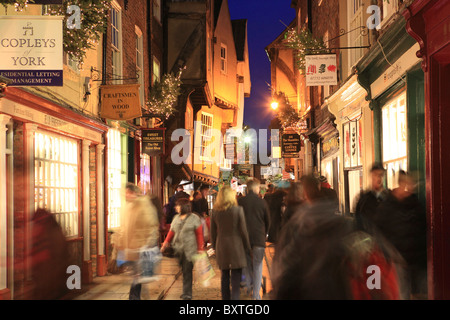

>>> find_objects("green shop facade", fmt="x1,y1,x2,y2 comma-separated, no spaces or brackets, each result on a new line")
356,16,426,207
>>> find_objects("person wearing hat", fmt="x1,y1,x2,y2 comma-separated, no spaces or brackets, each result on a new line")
354,163,389,234
318,176,339,213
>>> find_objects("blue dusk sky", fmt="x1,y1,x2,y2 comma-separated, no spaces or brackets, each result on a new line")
228,0,296,131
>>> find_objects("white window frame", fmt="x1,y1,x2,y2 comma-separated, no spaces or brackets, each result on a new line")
136,27,145,106
383,0,399,23
347,0,364,69
200,112,213,162
107,129,122,230
220,44,227,74
34,130,79,238
63,53,80,73
111,2,123,84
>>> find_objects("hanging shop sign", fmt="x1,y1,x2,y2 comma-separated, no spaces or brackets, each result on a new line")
142,128,165,156
0,16,64,86
322,134,339,159
282,133,301,158
343,120,362,168
225,142,235,161
305,54,338,87
100,84,142,120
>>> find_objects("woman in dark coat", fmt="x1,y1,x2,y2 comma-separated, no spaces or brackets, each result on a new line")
211,186,251,300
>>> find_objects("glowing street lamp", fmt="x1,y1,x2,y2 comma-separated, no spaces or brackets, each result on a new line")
271,101,279,110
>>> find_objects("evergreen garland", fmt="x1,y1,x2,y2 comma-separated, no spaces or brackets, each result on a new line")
273,92,304,130
146,69,184,120
284,26,328,73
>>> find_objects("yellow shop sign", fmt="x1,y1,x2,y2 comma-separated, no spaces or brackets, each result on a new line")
100,84,142,120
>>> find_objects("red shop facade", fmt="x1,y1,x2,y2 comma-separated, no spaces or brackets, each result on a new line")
403,0,450,300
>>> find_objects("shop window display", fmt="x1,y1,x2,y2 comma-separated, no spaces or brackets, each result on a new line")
34,131,79,237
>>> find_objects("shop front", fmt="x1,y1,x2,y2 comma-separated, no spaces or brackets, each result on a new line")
403,0,450,299
328,74,374,216
356,16,425,205
319,125,339,202
0,87,109,298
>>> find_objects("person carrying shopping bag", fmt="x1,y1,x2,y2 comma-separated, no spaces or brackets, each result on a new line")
161,198,204,300
113,183,160,300
211,186,251,300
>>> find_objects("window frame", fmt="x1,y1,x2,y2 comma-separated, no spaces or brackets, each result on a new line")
152,56,161,85
220,44,227,74
107,129,123,230
111,2,123,84
153,0,161,23
34,130,80,238
200,112,214,162
136,27,145,106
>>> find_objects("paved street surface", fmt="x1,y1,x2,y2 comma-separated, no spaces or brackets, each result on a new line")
66,244,275,301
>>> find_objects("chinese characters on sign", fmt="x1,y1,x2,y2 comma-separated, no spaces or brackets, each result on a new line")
305,54,337,87
0,16,64,86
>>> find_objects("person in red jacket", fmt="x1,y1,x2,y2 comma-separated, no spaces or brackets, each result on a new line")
161,198,204,300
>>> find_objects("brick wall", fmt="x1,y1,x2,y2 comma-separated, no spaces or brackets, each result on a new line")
106,0,150,97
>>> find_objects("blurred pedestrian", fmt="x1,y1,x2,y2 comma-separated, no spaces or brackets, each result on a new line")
374,171,427,298
354,163,389,234
192,191,203,216
238,178,270,300
272,197,406,300
165,184,190,224
211,186,251,300
114,183,160,300
30,209,69,300
161,198,204,300
281,180,305,226
318,176,339,212
264,183,275,198
265,189,287,244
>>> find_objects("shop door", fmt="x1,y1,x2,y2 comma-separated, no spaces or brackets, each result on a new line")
344,169,362,215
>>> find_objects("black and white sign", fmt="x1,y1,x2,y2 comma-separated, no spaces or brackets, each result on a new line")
0,16,64,86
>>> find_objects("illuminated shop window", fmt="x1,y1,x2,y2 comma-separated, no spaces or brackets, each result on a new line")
34,131,79,238
140,152,151,195
107,129,122,230
382,92,407,189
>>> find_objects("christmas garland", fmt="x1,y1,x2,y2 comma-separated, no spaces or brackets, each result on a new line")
1,0,111,65
284,26,328,73
146,69,183,120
